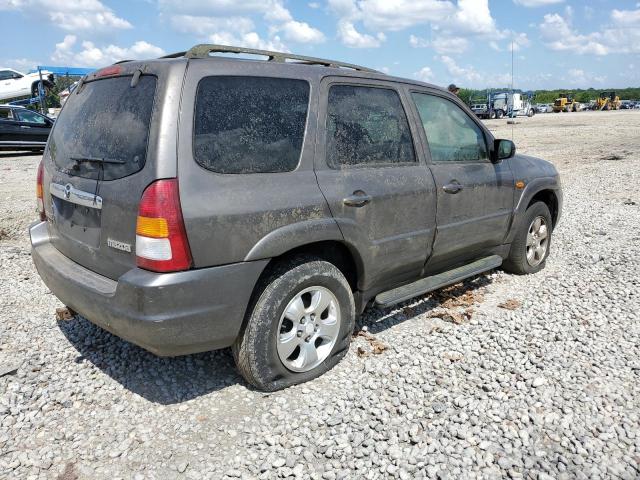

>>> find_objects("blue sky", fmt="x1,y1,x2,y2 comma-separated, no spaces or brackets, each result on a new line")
1,0,638,90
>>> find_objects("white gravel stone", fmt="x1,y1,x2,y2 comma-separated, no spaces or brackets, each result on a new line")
1,111,640,479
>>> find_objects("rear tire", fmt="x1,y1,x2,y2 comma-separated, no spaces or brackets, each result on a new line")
503,202,553,275
233,256,355,391
496,109,504,119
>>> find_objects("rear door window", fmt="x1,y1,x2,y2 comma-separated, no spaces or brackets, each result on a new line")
193,76,310,174
326,85,415,168
49,75,157,180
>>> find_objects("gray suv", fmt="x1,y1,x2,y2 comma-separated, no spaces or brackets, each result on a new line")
30,45,562,391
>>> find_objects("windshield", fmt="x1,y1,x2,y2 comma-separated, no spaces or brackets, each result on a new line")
49,75,157,180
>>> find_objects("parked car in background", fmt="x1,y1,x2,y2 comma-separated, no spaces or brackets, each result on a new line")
30,45,563,391
59,81,79,106
0,104,54,151
620,100,633,109
535,103,552,113
0,68,54,101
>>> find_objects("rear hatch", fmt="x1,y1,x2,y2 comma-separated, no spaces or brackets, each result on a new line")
42,61,184,280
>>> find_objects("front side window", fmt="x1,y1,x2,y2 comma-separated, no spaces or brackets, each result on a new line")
0,108,13,120
412,93,488,163
194,76,310,174
326,85,415,168
16,109,47,124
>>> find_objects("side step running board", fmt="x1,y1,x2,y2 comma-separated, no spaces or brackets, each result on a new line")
375,255,502,307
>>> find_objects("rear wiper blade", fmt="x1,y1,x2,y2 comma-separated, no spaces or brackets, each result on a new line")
69,155,125,165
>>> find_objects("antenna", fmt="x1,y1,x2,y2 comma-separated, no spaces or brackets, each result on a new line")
511,40,514,140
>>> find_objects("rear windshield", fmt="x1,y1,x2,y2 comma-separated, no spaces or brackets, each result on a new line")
49,75,156,181
193,76,309,174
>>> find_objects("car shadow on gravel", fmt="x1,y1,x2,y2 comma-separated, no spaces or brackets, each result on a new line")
357,274,493,335
58,317,243,404
57,274,493,404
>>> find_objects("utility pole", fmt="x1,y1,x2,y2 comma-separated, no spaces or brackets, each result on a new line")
510,40,514,118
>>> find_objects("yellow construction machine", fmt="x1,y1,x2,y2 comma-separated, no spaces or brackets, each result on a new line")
552,93,578,112
595,91,621,110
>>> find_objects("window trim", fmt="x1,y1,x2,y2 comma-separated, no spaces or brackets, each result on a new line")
409,89,492,165
321,80,419,170
191,75,312,175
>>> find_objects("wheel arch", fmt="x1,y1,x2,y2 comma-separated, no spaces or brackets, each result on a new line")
235,239,363,348
527,189,559,228
256,240,362,293
506,182,562,245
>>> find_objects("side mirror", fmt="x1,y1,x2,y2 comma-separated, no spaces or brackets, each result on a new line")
493,139,516,162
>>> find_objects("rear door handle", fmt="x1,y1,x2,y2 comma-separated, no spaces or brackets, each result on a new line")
443,182,463,194
343,191,372,207
20,125,31,129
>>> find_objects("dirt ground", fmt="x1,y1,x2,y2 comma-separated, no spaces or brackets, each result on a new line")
1,110,639,480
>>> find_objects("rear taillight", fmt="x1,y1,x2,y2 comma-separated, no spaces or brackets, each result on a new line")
136,179,192,273
36,160,45,221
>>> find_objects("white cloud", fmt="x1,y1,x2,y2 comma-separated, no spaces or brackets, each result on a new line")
160,0,324,46
440,55,481,83
330,0,511,52
208,32,288,52
539,11,640,55
414,66,434,82
439,55,512,88
0,0,131,31
0,58,39,72
279,20,325,43
52,35,165,67
513,0,564,6
563,68,606,87
169,15,255,35
337,20,385,48
611,7,640,26
409,34,469,54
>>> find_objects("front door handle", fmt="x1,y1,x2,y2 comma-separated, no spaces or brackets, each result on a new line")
443,182,463,194
20,125,31,129
343,190,372,207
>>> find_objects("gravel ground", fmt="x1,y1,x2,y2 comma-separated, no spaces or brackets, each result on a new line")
1,110,639,480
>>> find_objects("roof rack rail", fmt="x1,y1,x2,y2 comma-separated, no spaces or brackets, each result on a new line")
178,44,379,73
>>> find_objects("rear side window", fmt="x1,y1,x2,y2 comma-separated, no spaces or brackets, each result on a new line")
49,75,157,180
326,85,415,168
194,76,310,174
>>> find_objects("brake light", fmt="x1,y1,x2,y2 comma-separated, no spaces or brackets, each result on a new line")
36,160,45,221
95,65,122,78
136,179,192,273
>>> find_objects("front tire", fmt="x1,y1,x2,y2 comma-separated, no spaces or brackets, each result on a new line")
503,202,553,275
233,256,355,391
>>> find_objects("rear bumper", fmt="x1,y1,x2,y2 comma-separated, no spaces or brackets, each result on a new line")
30,221,268,356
